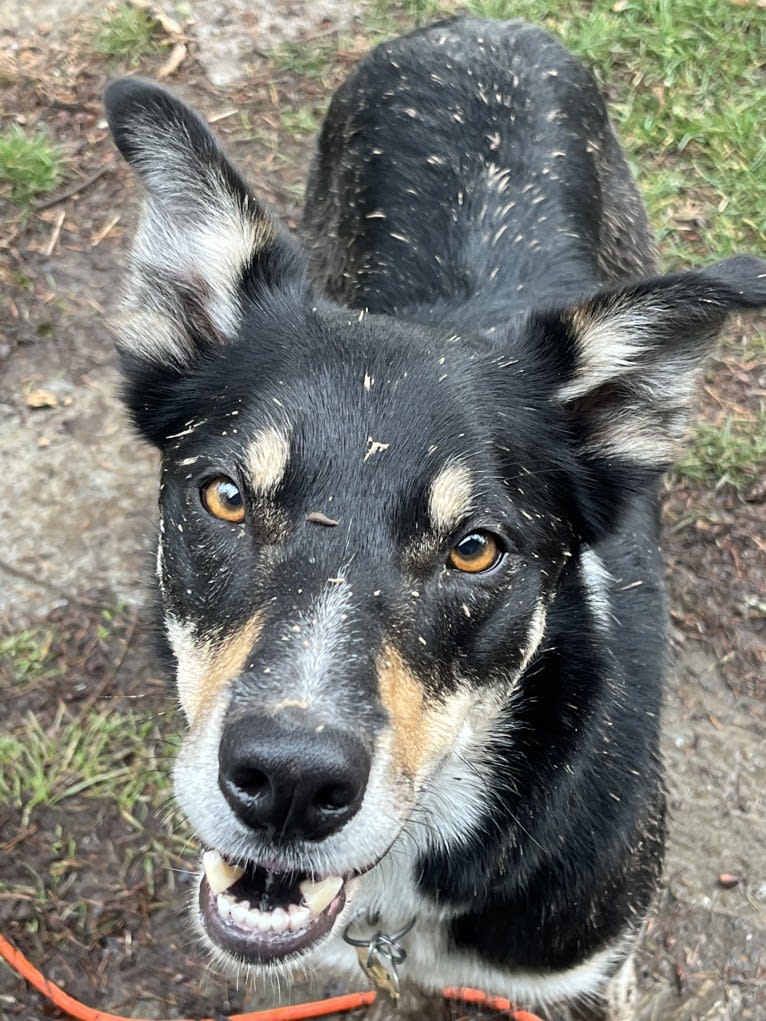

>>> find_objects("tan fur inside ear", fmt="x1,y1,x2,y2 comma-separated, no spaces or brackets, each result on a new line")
558,300,656,402
113,100,278,367
557,297,707,466
118,196,277,367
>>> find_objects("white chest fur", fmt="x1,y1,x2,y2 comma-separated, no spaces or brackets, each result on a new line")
311,853,632,1009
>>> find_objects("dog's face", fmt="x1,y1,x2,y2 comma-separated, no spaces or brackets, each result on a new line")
105,77,766,974
153,301,574,964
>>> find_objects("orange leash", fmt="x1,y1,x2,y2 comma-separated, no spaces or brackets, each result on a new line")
0,932,544,1021
444,987,544,1021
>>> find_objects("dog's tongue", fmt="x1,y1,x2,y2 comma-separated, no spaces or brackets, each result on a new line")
202,849,343,917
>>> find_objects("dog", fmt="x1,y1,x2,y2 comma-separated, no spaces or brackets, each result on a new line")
105,16,766,1020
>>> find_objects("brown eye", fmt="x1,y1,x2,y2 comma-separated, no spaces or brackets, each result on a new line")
201,477,245,523
448,531,503,573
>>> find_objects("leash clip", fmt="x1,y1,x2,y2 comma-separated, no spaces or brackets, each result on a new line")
343,916,416,1001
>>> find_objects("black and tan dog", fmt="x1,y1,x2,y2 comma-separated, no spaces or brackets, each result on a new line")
105,17,766,1020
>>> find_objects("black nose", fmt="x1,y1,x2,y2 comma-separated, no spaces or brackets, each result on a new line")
218,712,371,841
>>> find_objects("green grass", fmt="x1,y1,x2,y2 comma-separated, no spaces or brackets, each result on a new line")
280,105,325,138
0,628,57,683
0,701,192,906
270,39,340,79
0,124,63,207
364,0,444,34
677,408,766,495
0,703,177,827
92,3,162,64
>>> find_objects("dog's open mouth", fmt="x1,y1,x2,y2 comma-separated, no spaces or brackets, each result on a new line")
199,850,347,962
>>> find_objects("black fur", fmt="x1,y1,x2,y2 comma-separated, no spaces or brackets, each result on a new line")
106,16,766,1015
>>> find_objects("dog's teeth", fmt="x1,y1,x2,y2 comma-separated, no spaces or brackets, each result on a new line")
288,905,311,931
299,875,343,917
270,907,289,933
231,900,251,925
249,910,267,935
216,893,234,920
213,890,319,934
203,849,245,895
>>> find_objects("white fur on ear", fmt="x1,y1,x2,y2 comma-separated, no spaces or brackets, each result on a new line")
553,257,766,469
106,78,277,367
118,194,274,367
556,297,703,466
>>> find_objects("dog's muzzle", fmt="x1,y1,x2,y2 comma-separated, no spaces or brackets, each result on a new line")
197,709,373,963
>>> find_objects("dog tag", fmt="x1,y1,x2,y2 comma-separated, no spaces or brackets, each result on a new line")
345,915,415,1003
355,946,400,1001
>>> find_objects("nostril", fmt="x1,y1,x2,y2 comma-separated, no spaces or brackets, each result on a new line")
314,782,357,813
231,765,270,799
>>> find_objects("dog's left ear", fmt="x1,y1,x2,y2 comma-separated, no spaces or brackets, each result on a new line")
547,255,766,536
105,78,301,374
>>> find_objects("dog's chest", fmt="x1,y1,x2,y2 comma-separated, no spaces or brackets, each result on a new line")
317,854,631,1006
317,852,452,986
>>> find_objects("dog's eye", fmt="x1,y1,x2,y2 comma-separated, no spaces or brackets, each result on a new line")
201,477,245,523
448,531,503,573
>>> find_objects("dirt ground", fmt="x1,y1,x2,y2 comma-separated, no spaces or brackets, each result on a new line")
1,4,764,1021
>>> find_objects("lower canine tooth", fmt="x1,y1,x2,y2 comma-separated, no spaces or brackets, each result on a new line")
299,875,343,917
203,850,245,895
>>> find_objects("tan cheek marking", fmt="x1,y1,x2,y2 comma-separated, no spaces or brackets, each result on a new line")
428,462,473,533
378,644,468,780
246,426,291,495
176,611,265,729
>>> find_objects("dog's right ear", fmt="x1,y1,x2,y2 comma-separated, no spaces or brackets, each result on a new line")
105,78,302,428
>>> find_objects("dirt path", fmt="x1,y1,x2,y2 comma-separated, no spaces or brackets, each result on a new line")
1,4,764,1020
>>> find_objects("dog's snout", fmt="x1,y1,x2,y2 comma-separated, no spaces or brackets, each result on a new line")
218,713,370,841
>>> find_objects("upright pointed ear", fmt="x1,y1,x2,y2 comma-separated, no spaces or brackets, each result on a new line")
104,77,302,373
548,256,766,536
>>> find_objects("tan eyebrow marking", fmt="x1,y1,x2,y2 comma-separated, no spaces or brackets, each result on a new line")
428,461,474,533
246,426,291,494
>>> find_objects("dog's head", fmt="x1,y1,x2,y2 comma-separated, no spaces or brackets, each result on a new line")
105,77,766,973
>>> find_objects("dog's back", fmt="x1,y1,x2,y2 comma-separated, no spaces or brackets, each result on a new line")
306,17,656,326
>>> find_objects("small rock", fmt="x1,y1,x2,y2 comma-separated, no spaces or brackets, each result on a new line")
717,873,742,889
